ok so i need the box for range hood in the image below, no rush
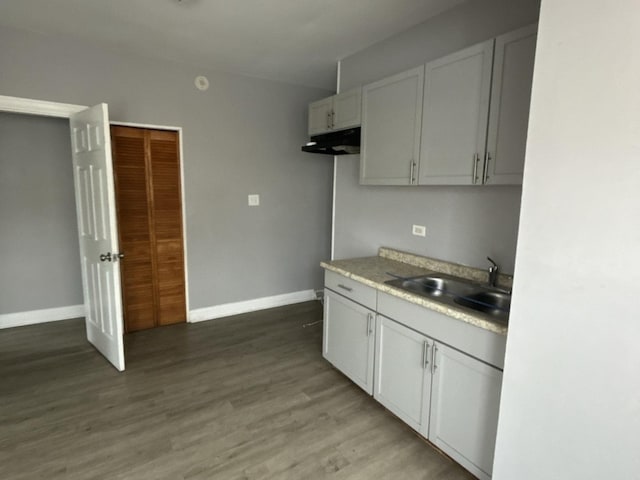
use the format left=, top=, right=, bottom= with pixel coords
left=301, top=127, right=360, bottom=155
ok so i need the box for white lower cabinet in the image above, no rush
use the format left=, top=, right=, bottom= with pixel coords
left=429, top=342, right=503, bottom=480
left=374, top=315, right=432, bottom=435
left=323, top=289, right=376, bottom=394
left=374, top=314, right=502, bottom=479
left=323, top=272, right=504, bottom=479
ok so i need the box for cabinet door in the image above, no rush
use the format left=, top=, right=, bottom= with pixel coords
left=484, top=24, right=537, bottom=185
left=308, top=96, right=333, bottom=135
left=429, top=343, right=503, bottom=480
left=360, top=66, right=424, bottom=185
left=323, top=289, right=376, bottom=394
left=374, top=316, right=432, bottom=436
left=332, top=88, right=361, bottom=131
left=419, top=41, right=494, bottom=185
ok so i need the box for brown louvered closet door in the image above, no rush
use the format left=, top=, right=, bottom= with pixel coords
left=111, top=126, right=186, bottom=332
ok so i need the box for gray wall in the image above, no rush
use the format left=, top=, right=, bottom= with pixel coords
left=335, top=158, right=522, bottom=270
left=493, top=0, right=640, bottom=477
left=334, top=0, right=540, bottom=274
left=0, top=113, right=83, bottom=314
left=0, top=25, right=333, bottom=312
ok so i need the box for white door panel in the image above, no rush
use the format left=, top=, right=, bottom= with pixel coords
left=70, top=103, right=125, bottom=371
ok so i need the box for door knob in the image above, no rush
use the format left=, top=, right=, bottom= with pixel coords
left=100, top=252, right=124, bottom=262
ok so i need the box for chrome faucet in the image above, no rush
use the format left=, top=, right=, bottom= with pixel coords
left=487, top=256, right=499, bottom=287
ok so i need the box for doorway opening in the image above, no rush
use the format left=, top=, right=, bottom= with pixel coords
left=111, top=125, right=187, bottom=332
left=0, top=95, right=190, bottom=370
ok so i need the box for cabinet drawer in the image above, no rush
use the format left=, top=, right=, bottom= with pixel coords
left=325, top=270, right=376, bottom=310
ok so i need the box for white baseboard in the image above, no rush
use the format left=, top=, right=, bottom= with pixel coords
left=189, top=290, right=317, bottom=323
left=0, top=304, right=85, bottom=329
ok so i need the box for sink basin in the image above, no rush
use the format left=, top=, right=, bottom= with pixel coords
left=386, top=272, right=511, bottom=323
left=387, top=274, right=476, bottom=298
left=395, top=277, right=447, bottom=297
left=454, top=291, right=511, bottom=317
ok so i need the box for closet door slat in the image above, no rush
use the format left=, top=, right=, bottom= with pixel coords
left=149, top=131, right=186, bottom=327
left=111, top=126, right=156, bottom=332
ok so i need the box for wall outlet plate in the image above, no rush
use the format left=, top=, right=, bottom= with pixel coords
left=412, top=224, right=426, bottom=237
left=248, top=194, right=260, bottom=206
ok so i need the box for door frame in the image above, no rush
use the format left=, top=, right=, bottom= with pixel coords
left=0, top=94, right=86, bottom=117
left=110, top=121, right=191, bottom=323
left=0, top=95, right=191, bottom=321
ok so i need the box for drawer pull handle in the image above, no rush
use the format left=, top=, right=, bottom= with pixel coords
left=422, top=341, right=430, bottom=369
left=337, top=284, right=353, bottom=292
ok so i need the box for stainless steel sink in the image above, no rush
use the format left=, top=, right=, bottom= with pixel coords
left=394, top=277, right=447, bottom=297
left=394, top=279, right=441, bottom=297
left=454, top=291, right=511, bottom=317
left=385, top=272, right=511, bottom=323
left=387, top=274, right=476, bottom=298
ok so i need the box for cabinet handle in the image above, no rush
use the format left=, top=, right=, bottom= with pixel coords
left=482, top=151, right=491, bottom=184
left=472, top=153, right=480, bottom=184
left=422, top=341, right=430, bottom=369
left=409, top=160, right=415, bottom=185
left=432, top=344, right=438, bottom=374
left=366, top=313, right=374, bottom=336
left=327, top=111, right=332, bottom=130
left=337, top=283, right=353, bottom=292
left=331, top=110, right=336, bottom=129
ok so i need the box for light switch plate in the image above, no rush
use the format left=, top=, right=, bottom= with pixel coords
left=248, top=194, right=260, bottom=206
left=412, top=224, right=426, bottom=237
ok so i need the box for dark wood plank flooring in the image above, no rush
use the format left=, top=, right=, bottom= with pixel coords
left=0, top=301, right=474, bottom=479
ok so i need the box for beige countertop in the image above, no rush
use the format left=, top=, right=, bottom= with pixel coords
left=320, top=247, right=509, bottom=336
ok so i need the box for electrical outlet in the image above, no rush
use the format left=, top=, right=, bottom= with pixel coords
left=248, top=194, right=260, bottom=206
left=412, top=224, right=426, bottom=237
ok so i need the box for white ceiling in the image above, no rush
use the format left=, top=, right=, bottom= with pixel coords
left=0, top=0, right=466, bottom=90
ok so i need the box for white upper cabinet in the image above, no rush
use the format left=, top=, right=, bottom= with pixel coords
left=332, top=88, right=362, bottom=131
left=308, top=88, right=361, bottom=136
left=360, top=66, right=424, bottom=185
left=419, top=26, right=537, bottom=186
left=308, top=97, right=334, bottom=135
left=484, top=24, right=537, bottom=185
left=419, top=40, right=495, bottom=185
left=355, top=24, right=536, bottom=187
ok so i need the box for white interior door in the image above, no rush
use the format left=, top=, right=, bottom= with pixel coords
left=70, top=103, right=125, bottom=371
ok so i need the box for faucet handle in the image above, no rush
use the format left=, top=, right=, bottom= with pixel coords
left=487, top=256, right=498, bottom=270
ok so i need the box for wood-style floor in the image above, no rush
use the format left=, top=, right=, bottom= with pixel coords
left=0, top=301, right=475, bottom=480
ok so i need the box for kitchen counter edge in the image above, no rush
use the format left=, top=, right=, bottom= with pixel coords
left=320, top=257, right=508, bottom=336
